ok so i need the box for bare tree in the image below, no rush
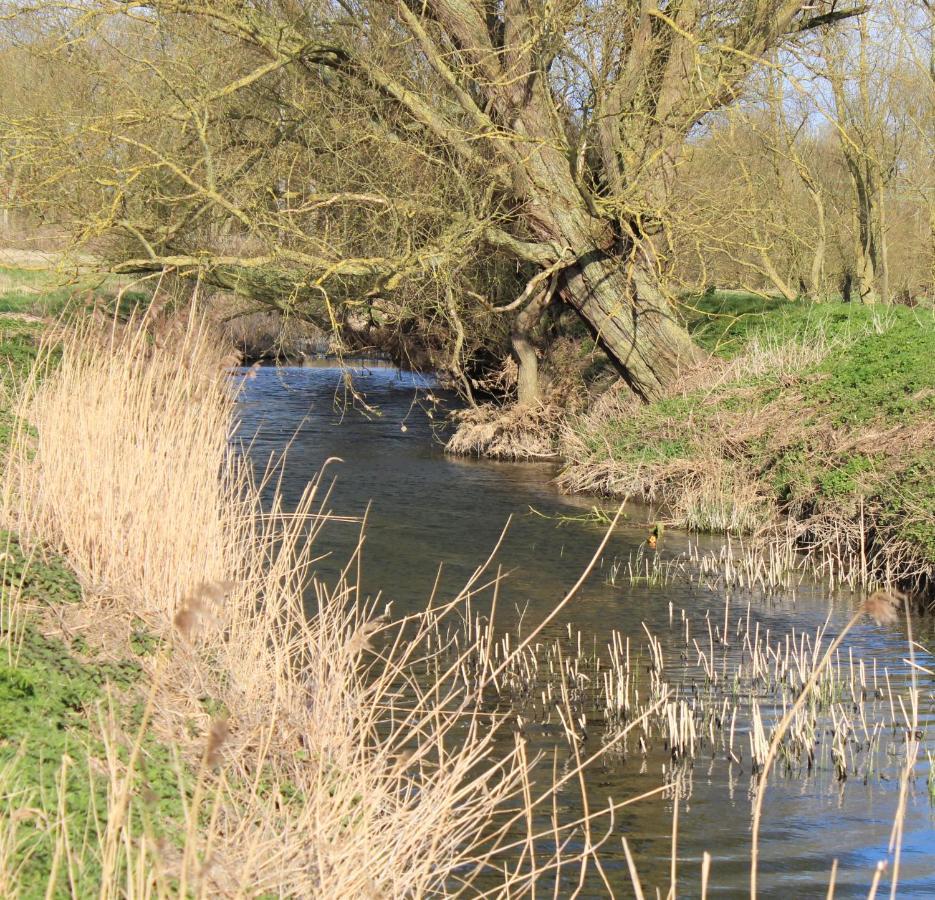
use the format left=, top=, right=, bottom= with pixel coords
left=666, top=1, right=931, bottom=306
left=820, top=12, right=908, bottom=303
left=2, top=1, right=869, bottom=397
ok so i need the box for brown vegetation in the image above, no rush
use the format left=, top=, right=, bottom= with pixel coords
left=446, top=401, right=566, bottom=461
left=1, top=311, right=661, bottom=895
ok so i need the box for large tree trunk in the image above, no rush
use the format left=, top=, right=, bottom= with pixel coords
left=851, top=159, right=882, bottom=304
left=511, top=288, right=552, bottom=407
left=509, top=106, right=704, bottom=401
left=560, top=247, right=703, bottom=400
left=850, top=178, right=879, bottom=305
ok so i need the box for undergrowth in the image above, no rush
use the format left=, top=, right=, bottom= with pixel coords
left=0, top=304, right=185, bottom=896
left=0, top=321, right=44, bottom=454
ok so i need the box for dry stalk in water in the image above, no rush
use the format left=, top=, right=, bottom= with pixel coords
left=749, top=590, right=903, bottom=898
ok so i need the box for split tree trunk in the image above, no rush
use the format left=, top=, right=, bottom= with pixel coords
left=847, top=159, right=880, bottom=305
left=511, top=327, right=540, bottom=407
left=500, top=95, right=706, bottom=403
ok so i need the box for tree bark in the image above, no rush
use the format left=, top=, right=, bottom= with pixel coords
left=808, top=187, right=827, bottom=299
left=511, top=286, right=552, bottom=407
left=877, top=184, right=890, bottom=304
left=560, top=247, right=703, bottom=400
left=841, top=269, right=854, bottom=303
left=757, top=244, right=799, bottom=301
left=826, top=26, right=882, bottom=305
left=512, top=327, right=540, bottom=407
left=849, top=168, right=879, bottom=304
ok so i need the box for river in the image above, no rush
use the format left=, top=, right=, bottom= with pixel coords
left=235, top=362, right=935, bottom=898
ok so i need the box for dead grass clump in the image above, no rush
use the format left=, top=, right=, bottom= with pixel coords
left=446, top=401, right=564, bottom=460
left=669, top=457, right=770, bottom=533
left=1, top=311, right=623, bottom=895
left=560, top=381, right=776, bottom=535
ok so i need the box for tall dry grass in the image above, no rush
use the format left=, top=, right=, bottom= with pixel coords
left=0, top=310, right=632, bottom=896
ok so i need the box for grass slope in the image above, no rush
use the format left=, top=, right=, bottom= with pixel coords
left=0, top=535, right=183, bottom=898
left=0, top=266, right=150, bottom=319
left=563, top=293, right=935, bottom=594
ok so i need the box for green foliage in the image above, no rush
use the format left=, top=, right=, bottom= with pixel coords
left=0, top=319, right=44, bottom=454
left=804, top=318, right=935, bottom=425
left=0, top=299, right=231, bottom=895
left=875, top=451, right=935, bottom=561
left=0, top=318, right=43, bottom=382
left=589, top=394, right=702, bottom=462
left=685, top=291, right=927, bottom=363
left=1, top=532, right=83, bottom=606
left=129, top=628, right=163, bottom=657
left=815, top=454, right=876, bottom=500
left=686, top=290, right=791, bottom=355
left=0, top=268, right=78, bottom=318
left=0, top=540, right=183, bottom=897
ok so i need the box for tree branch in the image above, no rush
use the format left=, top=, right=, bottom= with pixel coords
left=795, top=6, right=868, bottom=33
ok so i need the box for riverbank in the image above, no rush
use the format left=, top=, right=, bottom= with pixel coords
left=0, top=305, right=640, bottom=895
left=0, top=274, right=931, bottom=894
left=474, top=293, right=935, bottom=601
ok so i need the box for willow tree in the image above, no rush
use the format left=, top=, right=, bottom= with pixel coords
left=3, top=0, right=866, bottom=400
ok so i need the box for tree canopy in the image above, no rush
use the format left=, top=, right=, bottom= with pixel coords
left=3, top=1, right=930, bottom=402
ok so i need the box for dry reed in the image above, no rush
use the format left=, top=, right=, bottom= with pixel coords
left=0, top=310, right=634, bottom=896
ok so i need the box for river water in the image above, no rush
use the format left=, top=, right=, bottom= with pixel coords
left=235, top=363, right=935, bottom=898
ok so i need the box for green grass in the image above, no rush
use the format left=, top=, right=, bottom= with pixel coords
left=0, top=266, right=152, bottom=320
left=0, top=536, right=184, bottom=897
left=0, top=268, right=80, bottom=318
left=586, top=393, right=704, bottom=463
left=804, top=318, right=935, bottom=426
left=0, top=318, right=45, bottom=456
left=570, top=293, right=935, bottom=586
left=684, top=290, right=909, bottom=359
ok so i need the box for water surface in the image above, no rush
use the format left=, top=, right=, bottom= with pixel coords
left=236, top=364, right=935, bottom=898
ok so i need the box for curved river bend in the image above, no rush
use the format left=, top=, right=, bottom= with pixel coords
left=236, top=363, right=935, bottom=898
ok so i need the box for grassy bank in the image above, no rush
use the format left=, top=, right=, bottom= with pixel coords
left=561, top=293, right=935, bottom=597
left=0, top=264, right=152, bottom=322
left=0, top=534, right=186, bottom=896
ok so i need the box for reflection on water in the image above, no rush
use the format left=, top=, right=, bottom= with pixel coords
left=235, top=364, right=935, bottom=898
